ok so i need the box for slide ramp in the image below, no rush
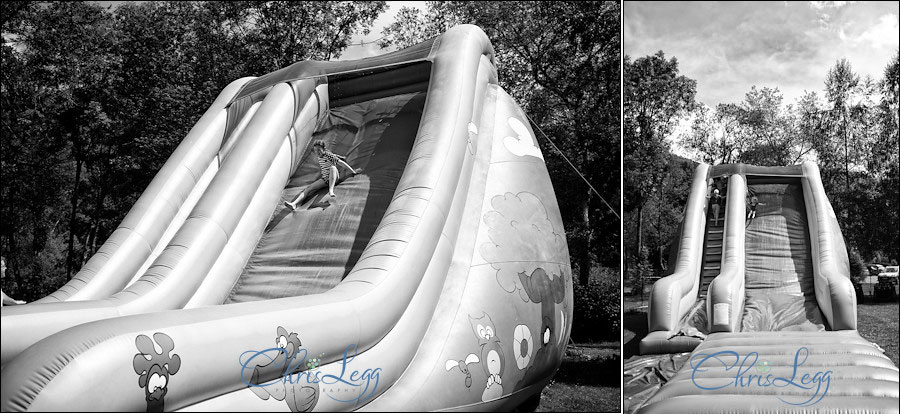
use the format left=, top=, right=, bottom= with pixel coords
left=741, top=178, right=824, bottom=332
left=630, top=163, right=896, bottom=413
left=0, top=25, right=573, bottom=412
left=225, top=92, right=425, bottom=303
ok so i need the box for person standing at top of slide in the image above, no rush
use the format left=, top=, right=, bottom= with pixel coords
left=709, top=187, right=722, bottom=225
left=1, top=256, right=26, bottom=306
left=283, top=139, right=362, bottom=210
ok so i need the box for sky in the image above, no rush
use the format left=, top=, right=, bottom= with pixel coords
left=337, top=1, right=426, bottom=61
left=624, top=1, right=900, bottom=107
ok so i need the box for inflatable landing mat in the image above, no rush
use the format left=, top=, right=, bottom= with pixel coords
left=637, top=331, right=899, bottom=413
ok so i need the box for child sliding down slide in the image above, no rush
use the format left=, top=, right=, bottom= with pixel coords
left=283, top=139, right=362, bottom=210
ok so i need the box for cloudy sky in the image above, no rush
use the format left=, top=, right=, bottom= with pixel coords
left=624, top=1, right=900, bottom=106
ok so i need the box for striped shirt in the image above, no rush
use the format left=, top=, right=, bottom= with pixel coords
left=318, top=150, right=345, bottom=179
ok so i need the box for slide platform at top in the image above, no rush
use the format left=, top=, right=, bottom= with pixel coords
left=0, top=25, right=574, bottom=412
left=631, top=162, right=898, bottom=413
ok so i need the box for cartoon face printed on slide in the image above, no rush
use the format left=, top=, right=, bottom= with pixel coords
left=133, top=333, right=181, bottom=413
left=246, top=326, right=319, bottom=413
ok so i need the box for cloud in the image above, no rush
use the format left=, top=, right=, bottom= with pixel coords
left=478, top=192, right=567, bottom=302
left=625, top=1, right=899, bottom=106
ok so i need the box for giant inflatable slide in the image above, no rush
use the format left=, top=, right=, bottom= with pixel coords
left=626, top=163, right=899, bottom=413
left=0, top=25, right=573, bottom=412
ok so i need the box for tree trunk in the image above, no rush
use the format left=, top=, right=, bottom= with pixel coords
left=66, top=150, right=83, bottom=280
left=636, top=204, right=644, bottom=263
left=578, top=188, right=592, bottom=286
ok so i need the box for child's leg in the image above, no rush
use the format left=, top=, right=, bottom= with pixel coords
left=285, top=180, right=327, bottom=209
left=328, top=166, right=339, bottom=197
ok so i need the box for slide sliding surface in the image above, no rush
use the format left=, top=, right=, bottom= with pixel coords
left=742, top=177, right=824, bottom=331
left=227, top=91, right=426, bottom=302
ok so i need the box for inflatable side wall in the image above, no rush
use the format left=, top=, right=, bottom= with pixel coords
left=640, top=163, right=708, bottom=354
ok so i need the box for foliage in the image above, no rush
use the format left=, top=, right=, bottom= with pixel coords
left=682, top=87, right=814, bottom=166
left=572, top=267, right=620, bottom=342
left=0, top=1, right=384, bottom=300
left=848, top=246, right=867, bottom=282
left=623, top=51, right=697, bottom=271
left=626, top=49, right=900, bottom=274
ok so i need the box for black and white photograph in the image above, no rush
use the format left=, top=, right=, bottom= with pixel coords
left=0, top=1, right=622, bottom=412
left=623, top=2, right=899, bottom=413
left=3, top=0, right=899, bottom=413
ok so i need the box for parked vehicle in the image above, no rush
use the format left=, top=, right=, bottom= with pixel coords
left=875, top=265, right=899, bottom=300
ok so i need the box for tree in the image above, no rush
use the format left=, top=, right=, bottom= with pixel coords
left=623, top=51, right=696, bottom=271
left=1, top=1, right=389, bottom=300
left=682, top=87, right=814, bottom=167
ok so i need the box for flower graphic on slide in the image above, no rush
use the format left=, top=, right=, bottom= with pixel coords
left=513, top=324, right=534, bottom=370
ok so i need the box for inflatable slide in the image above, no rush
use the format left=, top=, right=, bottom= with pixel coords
left=627, top=163, right=899, bottom=413
left=1, top=25, right=573, bottom=412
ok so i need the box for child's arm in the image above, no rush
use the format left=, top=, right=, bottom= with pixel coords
left=338, top=158, right=362, bottom=174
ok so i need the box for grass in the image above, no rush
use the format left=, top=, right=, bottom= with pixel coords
left=536, top=342, right=621, bottom=412
left=857, top=301, right=899, bottom=366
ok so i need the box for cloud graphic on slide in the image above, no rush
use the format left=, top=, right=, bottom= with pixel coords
left=479, top=192, right=566, bottom=301
left=503, top=117, right=544, bottom=160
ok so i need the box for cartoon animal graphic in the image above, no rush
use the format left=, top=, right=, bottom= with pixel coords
left=518, top=267, right=567, bottom=353
left=245, top=326, right=320, bottom=412
left=133, top=332, right=181, bottom=412
left=445, top=313, right=506, bottom=402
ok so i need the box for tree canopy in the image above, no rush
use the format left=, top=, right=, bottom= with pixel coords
left=625, top=49, right=900, bottom=286
left=0, top=1, right=385, bottom=300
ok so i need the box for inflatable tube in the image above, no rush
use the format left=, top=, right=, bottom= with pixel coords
left=184, top=84, right=328, bottom=308
left=801, top=162, right=856, bottom=330
left=646, top=163, right=708, bottom=334
left=0, top=81, right=316, bottom=365
left=34, top=77, right=254, bottom=303
left=707, top=174, right=746, bottom=332
left=637, top=331, right=899, bottom=413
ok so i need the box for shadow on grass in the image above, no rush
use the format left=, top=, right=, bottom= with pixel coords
left=551, top=349, right=621, bottom=387
left=623, top=311, right=648, bottom=359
